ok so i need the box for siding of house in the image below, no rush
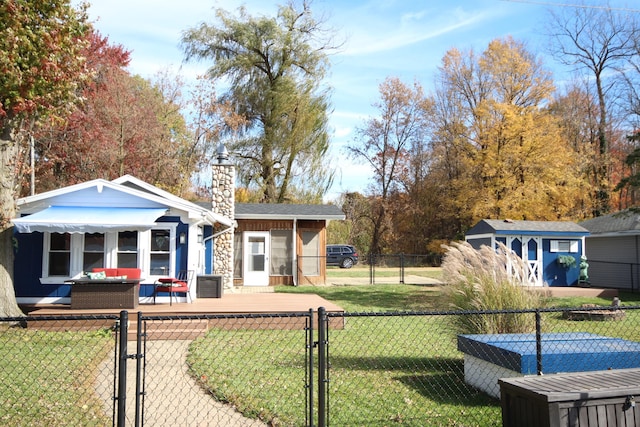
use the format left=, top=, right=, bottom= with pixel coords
left=586, top=236, right=640, bottom=290
left=13, top=232, right=59, bottom=299
left=296, top=220, right=326, bottom=286
left=234, top=219, right=327, bottom=286
left=467, top=237, right=492, bottom=250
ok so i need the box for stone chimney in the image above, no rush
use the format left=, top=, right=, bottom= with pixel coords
left=211, top=143, right=235, bottom=290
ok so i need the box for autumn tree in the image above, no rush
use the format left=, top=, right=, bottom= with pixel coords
left=0, top=0, right=90, bottom=316
left=549, top=84, right=603, bottom=217
left=181, top=1, right=336, bottom=203
left=26, top=33, right=198, bottom=198
left=546, top=3, right=640, bottom=216
left=347, top=77, right=433, bottom=255
left=433, top=37, right=582, bottom=223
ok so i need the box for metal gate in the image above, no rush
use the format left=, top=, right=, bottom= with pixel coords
left=112, top=310, right=316, bottom=426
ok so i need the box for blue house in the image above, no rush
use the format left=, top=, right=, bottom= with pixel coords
left=12, top=175, right=234, bottom=305
left=465, top=219, right=590, bottom=287
left=11, top=169, right=345, bottom=305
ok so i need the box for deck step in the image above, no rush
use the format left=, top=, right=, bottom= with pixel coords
left=26, top=318, right=209, bottom=341
left=131, top=319, right=209, bottom=341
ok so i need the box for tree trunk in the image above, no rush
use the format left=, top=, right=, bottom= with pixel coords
left=595, top=74, right=610, bottom=216
left=0, top=130, right=26, bottom=317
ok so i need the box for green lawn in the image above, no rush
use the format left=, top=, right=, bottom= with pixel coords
left=326, top=265, right=443, bottom=281
left=4, top=281, right=636, bottom=426
left=188, top=284, right=640, bottom=426
left=0, top=328, right=113, bottom=427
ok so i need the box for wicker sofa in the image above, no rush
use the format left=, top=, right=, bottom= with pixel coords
left=70, top=268, right=142, bottom=309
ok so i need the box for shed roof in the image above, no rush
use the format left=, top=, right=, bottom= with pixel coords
left=466, top=219, right=589, bottom=237
left=580, top=210, right=640, bottom=235
left=234, top=203, right=345, bottom=220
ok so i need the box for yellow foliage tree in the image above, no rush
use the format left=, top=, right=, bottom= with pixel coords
left=435, top=36, right=584, bottom=223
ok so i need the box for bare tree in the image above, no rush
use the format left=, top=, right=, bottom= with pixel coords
left=347, top=77, right=433, bottom=255
left=545, top=2, right=640, bottom=215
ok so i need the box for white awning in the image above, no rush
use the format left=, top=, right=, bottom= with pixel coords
left=12, top=206, right=168, bottom=234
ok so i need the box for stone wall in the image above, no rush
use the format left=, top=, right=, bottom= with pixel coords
left=211, top=156, right=235, bottom=290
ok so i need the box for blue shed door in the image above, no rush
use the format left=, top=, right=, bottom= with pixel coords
left=508, top=236, right=543, bottom=287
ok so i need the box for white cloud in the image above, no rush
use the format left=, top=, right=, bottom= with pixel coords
left=333, top=126, right=352, bottom=139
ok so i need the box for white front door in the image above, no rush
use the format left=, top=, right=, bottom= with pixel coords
left=243, top=231, right=270, bottom=286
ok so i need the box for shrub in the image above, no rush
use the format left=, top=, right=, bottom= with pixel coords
left=440, top=241, right=544, bottom=334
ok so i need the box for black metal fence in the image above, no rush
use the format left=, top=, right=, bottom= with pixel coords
left=2, top=305, right=640, bottom=426
left=312, top=253, right=442, bottom=285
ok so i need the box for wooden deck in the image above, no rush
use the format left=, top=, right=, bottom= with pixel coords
left=23, top=293, right=345, bottom=339
left=21, top=285, right=619, bottom=339
left=24, top=293, right=343, bottom=316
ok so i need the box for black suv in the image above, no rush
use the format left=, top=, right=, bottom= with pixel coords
left=326, top=245, right=359, bottom=268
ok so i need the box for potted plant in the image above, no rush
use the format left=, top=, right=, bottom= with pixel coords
left=557, top=254, right=577, bottom=269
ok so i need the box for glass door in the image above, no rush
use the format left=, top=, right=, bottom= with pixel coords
left=243, top=231, right=270, bottom=286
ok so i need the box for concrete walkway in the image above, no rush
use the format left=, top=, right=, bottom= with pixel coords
left=96, top=340, right=267, bottom=426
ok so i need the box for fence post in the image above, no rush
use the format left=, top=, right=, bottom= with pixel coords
left=307, top=309, right=314, bottom=427
left=400, top=253, right=405, bottom=284
left=369, top=254, right=374, bottom=285
left=535, top=309, right=542, bottom=375
left=317, top=307, right=328, bottom=427
left=134, top=311, right=143, bottom=427
left=117, top=310, right=129, bottom=427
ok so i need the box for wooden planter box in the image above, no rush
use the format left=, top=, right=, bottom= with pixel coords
left=71, top=281, right=139, bottom=309
left=499, top=369, right=640, bottom=427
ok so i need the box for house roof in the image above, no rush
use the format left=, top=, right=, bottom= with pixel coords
left=13, top=176, right=233, bottom=228
left=579, top=210, right=640, bottom=236
left=234, top=203, right=345, bottom=220
left=466, top=219, right=589, bottom=237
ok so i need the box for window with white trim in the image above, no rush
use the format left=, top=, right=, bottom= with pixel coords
left=150, top=229, right=171, bottom=275
left=550, top=240, right=578, bottom=253
left=117, top=231, right=138, bottom=268
left=41, top=226, right=177, bottom=282
left=48, top=233, right=71, bottom=276
left=83, top=233, right=105, bottom=271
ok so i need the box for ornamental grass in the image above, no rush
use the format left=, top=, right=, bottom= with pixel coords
left=440, top=241, right=544, bottom=334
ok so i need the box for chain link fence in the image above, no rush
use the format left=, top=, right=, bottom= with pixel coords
left=320, top=253, right=442, bottom=285
left=0, top=314, right=119, bottom=426
left=2, top=305, right=640, bottom=426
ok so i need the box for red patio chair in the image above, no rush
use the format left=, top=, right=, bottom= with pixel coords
left=153, top=270, right=194, bottom=305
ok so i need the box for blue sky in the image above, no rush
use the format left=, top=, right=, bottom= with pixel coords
left=75, top=0, right=627, bottom=200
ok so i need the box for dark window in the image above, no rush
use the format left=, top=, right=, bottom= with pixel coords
left=150, top=229, right=170, bottom=275
left=49, top=233, right=70, bottom=276
left=83, top=233, right=104, bottom=271
left=118, top=231, right=138, bottom=268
